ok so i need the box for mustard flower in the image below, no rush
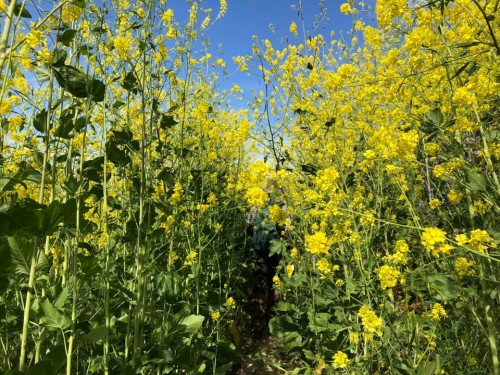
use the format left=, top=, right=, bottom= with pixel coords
left=447, top=189, right=464, bottom=205
left=421, top=227, right=448, bottom=257
left=430, top=303, right=447, bottom=321
left=376, top=265, right=400, bottom=290
left=429, top=199, right=441, bottom=209
left=468, top=229, right=496, bottom=252
left=454, top=257, right=475, bottom=277
left=358, top=306, right=383, bottom=339
left=289, top=21, right=298, bottom=36
left=285, top=264, right=294, bottom=278
left=211, top=310, right=220, bottom=321
left=184, top=251, right=198, bottom=266
left=305, top=231, right=332, bottom=255
left=332, top=351, right=349, bottom=369
left=225, top=297, right=236, bottom=309
left=244, top=187, right=268, bottom=207
left=340, top=3, right=353, bottom=15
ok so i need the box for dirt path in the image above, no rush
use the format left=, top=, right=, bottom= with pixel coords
left=237, top=335, right=288, bottom=375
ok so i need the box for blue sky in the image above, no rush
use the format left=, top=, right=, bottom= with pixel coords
left=169, top=0, right=373, bottom=95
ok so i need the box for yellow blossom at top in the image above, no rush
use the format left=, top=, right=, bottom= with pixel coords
left=340, top=3, right=353, bottom=15
left=61, top=3, right=84, bottom=24
left=289, top=21, right=298, bottom=36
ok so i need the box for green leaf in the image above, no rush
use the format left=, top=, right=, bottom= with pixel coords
left=83, top=326, right=106, bottom=343
left=159, top=114, right=178, bottom=129
left=42, top=200, right=65, bottom=235
left=51, top=49, right=68, bottom=67
left=40, top=299, right=70, bottom=330
left=58, top=29, right=78, bottom=46
left=8, top=235, right=37, bottom=275
left=465, top=167, right=487, bottom=192
left=13, top=3, right=32, bottom=18
left=122, top=70, right=140, bottom=94
left=27, top=360, right=54, bottom=375
left=426, top=108, right=443, bottom=127
left=52, top=65, right=105, bottom=102
left=307, top=311, right=331, bottom=333
left=269, top=239, right=286, bottom=257
left=179, top=315, right=204, bottom=336
left=71, top=0, right=86, bottom=8
left=54, top=287, right=70, bottom=309
left=33, top=109, right=50, bottom=134
left=0, top=239, right=12, bottom=293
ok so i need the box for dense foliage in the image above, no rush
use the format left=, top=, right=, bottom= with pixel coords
left=0, top=0, right=499, bottom=374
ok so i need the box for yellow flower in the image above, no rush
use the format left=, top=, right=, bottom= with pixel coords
left=358, top=306, right=383, bottom=339
left=245, top=187, right=268, bottom=207
left=290, top=247, right=298, bottom=258
left=421, top=227, right=448, bottom=257
left=211, top=310, right=220, bottom=321
left=289, top=21, right=298, bottom=36
left=285, top=264, right=294, bottom=278
left=162, top=9, right=174, bottom=24
left=184, top=250, right=198, bottom=266
left=430, top=303, right=447, bottom=321
left=316, top=258, right=333, bottom=278
left=61, top=3, right=84, bottom=23
left=429, top=199, right=441, bottom=209
left=454, top=257, right=475, bottom=277
left=273, top=275, right=282, bottom=287
left=305, top=231, right=332, bottom=255
left=376, top=265, right=400, bottom=290
left=225, top=297, right=236, bottom=309
left=447, top=189, right=464, bottom=204
left=332, top=351, right=349, bottom=368
left=340, top=3, right=353, bottom=15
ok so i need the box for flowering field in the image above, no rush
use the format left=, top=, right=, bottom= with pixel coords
left=1, top=0, right=500, bottom=374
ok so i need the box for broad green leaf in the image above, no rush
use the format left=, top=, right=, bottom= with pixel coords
left=27, top=360, right=54, bottom=375
left=58, top=30, right=78, bottom=46
left=180, top=315, right=204, bottom=335
left=269, top=239, right=286, bottom=257
left=8, top=235, right=36, bottom=275
left=426, top=108, right=443, bottom=127
left=52, top=65, right=105, bottom=102
left=0, top=239, right=12, bottom=293
left=54, top=287, right=70, bottom=309
left=13, top=3, right=32, bottom=18
left=159, top=114, right=178, bottom=129
left=465, top=167, right=487, bottom=192
left=42, top=200, right=65, bottom=235
left=33, top=109, right=50, bottom=134
left=40, top=299, right=70, bottom=330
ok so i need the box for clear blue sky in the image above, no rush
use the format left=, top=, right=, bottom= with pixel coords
left=170, top=0, right=374, bottom=95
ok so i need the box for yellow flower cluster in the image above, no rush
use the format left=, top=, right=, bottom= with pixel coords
left=421, top=227, right=452, bottom=257
left=332, top=351, right=349, bottom=368
left=376, top=265, right=400, bottom=290
left=454, top=257, right=475, bottom=277
left=184, top=250, right=198, bottom=266
left=358, top=306, right=383, bottom=340
left=305, top=231, right=332, bottom=255
left=430, top=303, right=447, bottom=321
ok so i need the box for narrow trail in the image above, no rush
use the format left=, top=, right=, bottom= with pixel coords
left=237, top=334, right=286, bottom=375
